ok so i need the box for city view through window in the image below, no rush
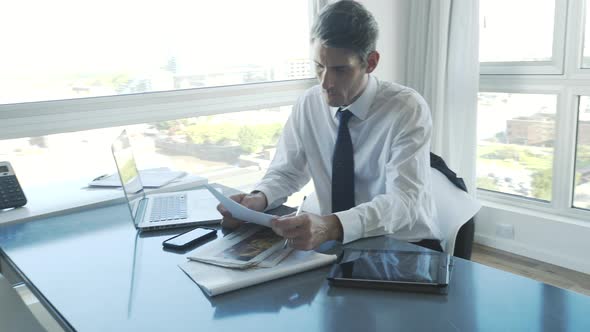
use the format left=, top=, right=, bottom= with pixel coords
left=0, top=106, right=311, bottom=207
left=477, top=93, right=557, bottom=201
left=477, top=92, right=590, bottom=209
left=0, top=0, right=313, bottom=104
left=0, top=0, right=315, bottom=208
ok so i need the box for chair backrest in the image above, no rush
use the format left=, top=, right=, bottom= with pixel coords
left=0, top=273, right=46, bottom=332
left=430, top=168, right=479, bottom=259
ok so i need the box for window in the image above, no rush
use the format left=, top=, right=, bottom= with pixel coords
left=0, top=1, right=318, bottom=189
left=1, top=105, right=313, bottom=208
left=0, top=0, right=314, bottom=105
left=477, top=93, right=556, bottom=201
left=0, top=106, right=304, bottom=198
left=479, top=0, right=567, bottom=74
left=583, top=1, right=590, bottom=67
left=574, top=97, right=590, bottom=209
left=478, top=0, right=590, bottom=216
left=480, top=0, right=555, bottom=63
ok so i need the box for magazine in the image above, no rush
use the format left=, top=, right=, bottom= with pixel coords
left=188, top=224, right=293, bottom=269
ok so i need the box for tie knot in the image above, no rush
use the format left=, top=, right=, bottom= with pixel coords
left=337, top=109, right=353, bottom=124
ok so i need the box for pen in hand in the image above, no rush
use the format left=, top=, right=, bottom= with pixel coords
left=283, top=196, right=306, bottom=249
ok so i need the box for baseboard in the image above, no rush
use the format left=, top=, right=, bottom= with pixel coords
left=474, top=233, right=590, bottom=275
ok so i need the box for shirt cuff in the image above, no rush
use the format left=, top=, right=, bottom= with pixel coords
left=251, top=185, right=287, bottom=211
left=334, top=209, right=364, bottom=244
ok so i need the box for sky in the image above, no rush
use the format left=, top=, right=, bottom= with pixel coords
left=0, top=0, right=311, bottom=76
left=479, top=0, right=555, bottom=62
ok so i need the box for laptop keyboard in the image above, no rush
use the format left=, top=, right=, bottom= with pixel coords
left=148, top=194, right=188, bottom=222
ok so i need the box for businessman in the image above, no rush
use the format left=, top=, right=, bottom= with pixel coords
left=218, top=1, right=441, bottom=251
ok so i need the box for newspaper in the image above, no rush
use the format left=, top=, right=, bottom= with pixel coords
left=188, top=224, right=293, bottom=269
left=180, top=250, right=338, bottom=296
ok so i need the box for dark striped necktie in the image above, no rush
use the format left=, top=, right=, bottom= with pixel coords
left=332, top=109, right=355, bottom=213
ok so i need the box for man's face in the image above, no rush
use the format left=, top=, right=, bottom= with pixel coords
left=312, top=40, right=369, bottom=107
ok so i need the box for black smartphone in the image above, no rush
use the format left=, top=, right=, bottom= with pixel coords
left=162, top=227, right=217, bottom=250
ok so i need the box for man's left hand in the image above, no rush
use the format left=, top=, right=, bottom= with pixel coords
left=271, top=213, right=343, bottom=250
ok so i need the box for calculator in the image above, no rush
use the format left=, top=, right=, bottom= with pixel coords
left=0, top=161, right=27, bottom=210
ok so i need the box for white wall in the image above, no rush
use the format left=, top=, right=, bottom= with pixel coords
left=476, top=203, right=590, bottom=274
left=359, top=0, right=410, bottom=83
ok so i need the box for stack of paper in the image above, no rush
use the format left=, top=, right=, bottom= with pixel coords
left=182, top=185, right=337, bottom=296
left=146, top=174, right=208, bottom=195
left=88, top=167, right=187, bottom=188
left=180, top=250, right=337, bottom=296
left=205, top=185, right=274, bottom=227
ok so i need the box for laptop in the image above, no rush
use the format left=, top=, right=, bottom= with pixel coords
left=111, top=130, right=222, bottom=231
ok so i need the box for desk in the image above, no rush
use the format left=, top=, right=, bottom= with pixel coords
left=0, top=175, right=207, bottom=225
left=1, top=202, right=590, bottom=331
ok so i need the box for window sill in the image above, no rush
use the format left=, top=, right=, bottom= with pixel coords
left=477, top=189, right=590, bottom=225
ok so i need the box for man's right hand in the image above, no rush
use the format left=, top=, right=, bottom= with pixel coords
left=217, top=192, right=268, bottom=229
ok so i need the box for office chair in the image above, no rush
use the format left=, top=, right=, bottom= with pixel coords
left=430, top=153, right=480, bottom=260
left=0, top=273, right=46, bottom=332
left=454, top=218, right=475, bottom=259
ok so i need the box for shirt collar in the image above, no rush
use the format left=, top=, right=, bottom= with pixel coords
left=330, top=75, right=377, bottom=121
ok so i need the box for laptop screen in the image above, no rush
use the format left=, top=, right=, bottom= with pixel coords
left=111, top=130, right=146, bottom=224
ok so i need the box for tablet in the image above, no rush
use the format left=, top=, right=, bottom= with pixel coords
left=327, top=248, right=451, bottom=294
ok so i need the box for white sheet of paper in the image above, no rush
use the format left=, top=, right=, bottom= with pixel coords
left=431, top=169, right=481, bottom=251
left=88, top=168, right=187, bottom=188
left=205, top=185, right=274, bottom=227
left=179, top=250, right=337, bottom=296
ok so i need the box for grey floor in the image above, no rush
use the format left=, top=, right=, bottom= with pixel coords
left=472, top=243, right=590, bottom=297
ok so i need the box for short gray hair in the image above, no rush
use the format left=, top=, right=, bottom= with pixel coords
left=311, top=0, right=379, bottom=65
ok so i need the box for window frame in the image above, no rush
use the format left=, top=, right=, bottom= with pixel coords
left=479, top=0, right=568, bottom=75
left=0, top=79, right=316, bottom=140
left=565, top=0, right=590, bottom=77
left=569, top=86, right=590, bottom=212
left=478, top=0, right=590, bottom=220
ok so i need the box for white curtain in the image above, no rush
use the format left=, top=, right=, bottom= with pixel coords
left=404, top=0, right=480, bottom=194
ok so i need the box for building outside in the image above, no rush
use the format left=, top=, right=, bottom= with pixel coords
left=506, top=113, right=555, bottom=146
left=506, top=113, right=590, bottom=146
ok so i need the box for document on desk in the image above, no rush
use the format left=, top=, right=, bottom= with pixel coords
left=89, top=168, right=189, bottom=188
left=205, top=185, right=274, bottom=227
left=188, top=224, right=292, bottom=269
left=180, top=248, right=337, bottom=296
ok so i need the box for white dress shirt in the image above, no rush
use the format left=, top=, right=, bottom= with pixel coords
left=253, top=76, right=440, bottom=244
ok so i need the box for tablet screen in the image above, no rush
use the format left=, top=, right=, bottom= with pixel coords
left=330, top=249, right=449, bottom=285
